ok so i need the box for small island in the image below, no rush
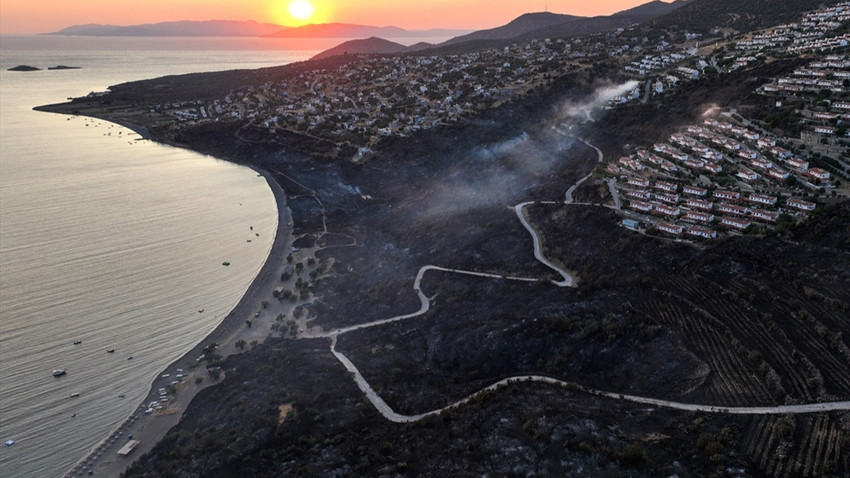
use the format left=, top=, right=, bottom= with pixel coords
left=7, top=65, right=81, bottom=72
left=7, top=65, right=40, bottom=72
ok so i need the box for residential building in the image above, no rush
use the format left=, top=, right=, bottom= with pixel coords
left=653, top=204, right=681, bottom=216
left=684, top=211, right=715, bottom=223
left=713, top=190, right=741, bottom=201
left=656, top=222, right=684, bottom=235
left=686, top=198, right=714, bottom=210
left=716, top=203, right=750, bottom=216
left=627, top=176, right=650, bottom=188
left=751, top=209, right=779, bottom=222
left=683, top=185, right=707, bottom=196
left=629, top=200, right=653, bottom=212
left=686, top=226, right=717, bottom=238
left=721, top=216, right=752, bottom=229
left=748, top=193, right=778, bottom=206
left=787, top=198, right=816, bottom=210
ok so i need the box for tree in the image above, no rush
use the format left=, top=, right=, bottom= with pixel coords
left=235, top=339, right=247, bottom=350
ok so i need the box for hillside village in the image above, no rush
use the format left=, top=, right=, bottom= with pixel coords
left=143, top=4, right=850, bottom=154
left=137, top=2, right=850, bottom=240
left=607, top=114, right=835, bottom=240
left=602, top=3, right=850, bottom=241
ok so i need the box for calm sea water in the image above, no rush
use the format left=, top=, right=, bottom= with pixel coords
left=0, top=35, right=349, bottom=478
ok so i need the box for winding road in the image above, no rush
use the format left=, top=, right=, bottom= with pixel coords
left=309, top=136, right=850, bottom=423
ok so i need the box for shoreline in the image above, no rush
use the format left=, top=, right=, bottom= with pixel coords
left=59, top=122, right=295, bottom=478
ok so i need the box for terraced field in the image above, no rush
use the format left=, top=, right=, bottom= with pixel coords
left=529, top=200, right=850, bottom=477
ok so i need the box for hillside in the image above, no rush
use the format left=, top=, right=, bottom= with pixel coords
left=313, top=1, right=690, bottom=58
left=515, top=13, right=659, bottom=40
left=443, top=1, right=688, bottom=45
left=310, top=37, right=411, bottom=61
left=650, top=0, right=847, bottom=32
left=441, top=12, right=584, bottom=45
left=120, top=71, right=850, bottom=476
left=612, top=0, right=691, bottom=17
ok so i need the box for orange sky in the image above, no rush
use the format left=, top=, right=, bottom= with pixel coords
left=0, top=0, right=670, bottom=35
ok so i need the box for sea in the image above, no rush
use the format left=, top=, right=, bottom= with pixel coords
left=0, top=34, right=446, bottom=478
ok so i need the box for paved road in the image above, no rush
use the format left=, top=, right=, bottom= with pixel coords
left=607, top=178, right=622, bottom=209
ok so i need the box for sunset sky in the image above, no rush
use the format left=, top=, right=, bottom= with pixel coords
left=0, top=0, right=672, bottom=35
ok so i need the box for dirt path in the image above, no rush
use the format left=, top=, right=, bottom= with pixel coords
left=321, top=136, right=850, bottom=425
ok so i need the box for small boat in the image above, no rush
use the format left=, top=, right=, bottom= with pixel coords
left=4, top=440, right=14, bottom=447
left=118, top=394, right=126, bottom=398
left=127, top=356, right=133, bottom=360
left=70, top=393, right=80, bottom=398
left=53, top=369, right=66, bottom=377
left=73, top=340, right=82, bottom=345
left=198, top=308, right=204, bottom=313
left=107, top=349, right=115, bottom=353
left=222, top=262, right=230, bottom=266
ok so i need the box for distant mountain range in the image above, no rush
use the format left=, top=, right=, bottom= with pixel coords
left=47, top=1, right=688, bottom=39
left=263, top=23, right=468, bottom=39
left=48, top=0, right=834, bottom=43
left=46, top=20, right=469, bottom=39
left=312, top=0, right=691, bottom=60
left=50, top=0, right=831, bottom=61
left=48, top=20, right=286, bottom=37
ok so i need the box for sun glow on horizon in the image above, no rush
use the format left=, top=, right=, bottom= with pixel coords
left=1, top=1, right=664, bottom=35
left=287, top=0, right=315, bottom=23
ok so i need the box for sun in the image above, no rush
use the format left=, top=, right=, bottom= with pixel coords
left=287, top=0, right=315, bottom=22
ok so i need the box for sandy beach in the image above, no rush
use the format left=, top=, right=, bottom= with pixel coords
left=63, top=165, right=306, bottom=478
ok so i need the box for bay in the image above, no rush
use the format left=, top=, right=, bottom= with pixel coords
left=0, top=36, right=322, bottom=478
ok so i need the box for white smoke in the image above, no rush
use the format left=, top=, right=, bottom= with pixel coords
left=407, top=81, right=637, bottom=223
left=556, top=80, right=640, bottom=122
left=413, top=130, right=577, bottom=222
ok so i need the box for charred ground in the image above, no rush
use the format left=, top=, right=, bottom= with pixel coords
left=58, top=56, right=850, bottom=478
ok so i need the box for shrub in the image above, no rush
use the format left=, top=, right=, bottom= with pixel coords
left=619, top=442, right=651, bottom=469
